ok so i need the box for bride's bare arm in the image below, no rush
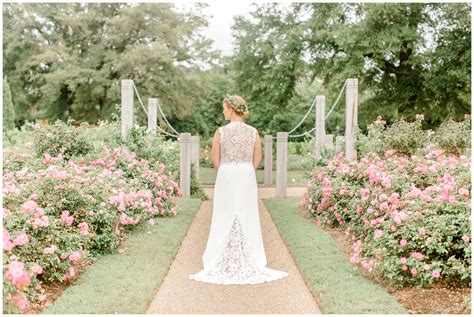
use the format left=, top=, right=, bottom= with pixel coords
left=211, top=129, right=220, bottom=170
left=253, top=130, right=262, bottom=170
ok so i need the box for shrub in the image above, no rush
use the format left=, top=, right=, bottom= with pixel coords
left=301, top=146, right=471, bottom=288
left=433, top=116, right=471, bottom=155
left=33, top=120, right=93, bottom=161
left=3, top=144, right=181, bottom=313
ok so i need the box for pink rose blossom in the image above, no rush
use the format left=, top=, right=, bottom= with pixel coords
left=5, top=260, right=31, bottom=290
left=4, top=239, right=15, bottom=251
left=379, top=201, right=389, bottom=211
left=462, top=235, right=470, bottom=243
left=43, top=245, right=58, bottom=254
left=7, top=293, right=28, bottom=312
left=410, top=252, right=424, bottom=260
left=411, top=268, right=417, bottom=276
left=61, top=210, right=74, bottom=227
left=31, top=264, right=43, bottom=274
left=458, top=188, right=469, bottom=197
left=432, top=270, right=441, bottom=278
left=21, top=200, right=38, bottom=213
left=13, top=233, right=29, bottom=246
left=78, top=222, right=90, bottom=235
left=68, top=251, right=82, bottom=264
left=374, top=230, right=383, bottom=239
left=400, top=257, right=407, bottom=264
left=400, top=239, right=407, bottom=246
left=418, top=228, right=426, bottom=236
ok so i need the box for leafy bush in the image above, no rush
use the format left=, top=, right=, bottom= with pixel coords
left=301, top=146, right=471, bottom=288
left=357, top=116, right=387, bottom=157
left=433, top=116, right=471, bottom=155
left=3, top=145, right=182, bottom=313
left=33, top=120, right=94, bottom=161
left=358, top=114, right=470, bottom=158
left=384, top=117, right=430, bottom=156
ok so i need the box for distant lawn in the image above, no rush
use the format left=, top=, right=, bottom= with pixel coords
left=199, top=167, right=310, bottom=186
left=263, top=196, right=406, bottom=314
left=44, top=197, right=202, bottom=314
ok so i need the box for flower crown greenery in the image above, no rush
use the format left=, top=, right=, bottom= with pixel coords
left=225, top=95, right=249, bottom=113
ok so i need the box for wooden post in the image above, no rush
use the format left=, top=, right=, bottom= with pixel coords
left=324, top=134, right=334, bottom=151
left=191, top=135, right=200, bottom=180
left=264, top=135, right=272, bottom=186
left=276, top=132, right=288, bottom=197
left=180, top=133, right=191, bottom=197
left=315, top=95, right=325, bottom=159
left=335, top=136, right=345, bottom=154
left=121, top=79, right=134, bottom=142
left=345, top=78, right=358, bottom=161
left=148, top=98, right=158, bottom=135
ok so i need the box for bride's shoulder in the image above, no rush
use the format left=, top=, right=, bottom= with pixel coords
left=246, top=123, right=257, bottom=132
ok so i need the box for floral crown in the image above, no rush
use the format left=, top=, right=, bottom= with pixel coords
left=224, top=95, right=249, bottom=113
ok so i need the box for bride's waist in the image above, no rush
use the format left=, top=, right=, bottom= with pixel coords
left=220, top=161, right=253, bottom=165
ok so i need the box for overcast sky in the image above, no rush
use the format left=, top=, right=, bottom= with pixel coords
left=175, top=2, right=257, bottom=56
left=201, top=2, right=254, bottom=56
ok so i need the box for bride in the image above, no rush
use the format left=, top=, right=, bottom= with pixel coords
left=189, top=95, right=289, bottom=285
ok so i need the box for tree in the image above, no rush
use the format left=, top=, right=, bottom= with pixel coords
left=3, top=3, right=220, bottom=126
left=230, top=3, right=471, bottom=130
left=3, top=75, right=15, bottom=132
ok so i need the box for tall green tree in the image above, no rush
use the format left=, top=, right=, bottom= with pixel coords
left=3, top=75, right=15, bottom=132
left=3, top=3, right=219, bottom=126
left=231, top=3, right=471, bottom=129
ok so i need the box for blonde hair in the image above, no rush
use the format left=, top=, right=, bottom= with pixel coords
left=224, top=95, right=250, bottom=117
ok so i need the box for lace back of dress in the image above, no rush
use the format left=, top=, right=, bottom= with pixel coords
left=219, top=122, right=256, bottom=163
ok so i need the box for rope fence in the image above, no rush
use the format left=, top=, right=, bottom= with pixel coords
left=132, top=82, right=180, bottom=138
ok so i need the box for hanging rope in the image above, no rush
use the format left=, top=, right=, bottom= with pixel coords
left=288, top=126, right=316, bottom=138
left=156, top=98, right=180, bottom=136
left=287, top=94, right=317, bottom=135
left=131, top=82, right=179, bottom=138
left=283, top=80, right=348, bottom=139
left=325, top=80, right=346, bottom=120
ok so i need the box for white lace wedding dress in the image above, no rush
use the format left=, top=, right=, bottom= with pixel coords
left=189, top=121, right=289, bottom=285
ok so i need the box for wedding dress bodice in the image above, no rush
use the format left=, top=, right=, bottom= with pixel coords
left=219, top=121, right=257, bottom=164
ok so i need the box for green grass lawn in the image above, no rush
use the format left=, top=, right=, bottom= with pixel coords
left=43, top=197, right=202, bottom=314
left=263, top=196, right=407, bottom=314
left=198, top=167, right=310, bottom=186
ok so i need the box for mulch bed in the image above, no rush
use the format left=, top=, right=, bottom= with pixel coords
left=300, top=208, right=472, bottom=314
left=23, top=259, right=95, bottom=314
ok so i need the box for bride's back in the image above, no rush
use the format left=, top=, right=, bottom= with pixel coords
left=218, top=121, right=257, bottom=164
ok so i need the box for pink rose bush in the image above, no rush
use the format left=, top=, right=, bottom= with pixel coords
left=302, top=142, right=471, bottom=288
left=3, top=142, right=181, bottom=313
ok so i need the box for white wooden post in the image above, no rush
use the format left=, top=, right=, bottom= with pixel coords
left=148, top=98, right=158, bottom=135
left=191, top=135, right=200, bottom=179
left=121, top=79, right=134, bottom=142
left=315, top=95, right=325, bottom=159
left=264, top=135, right=272, bottom=186
left=180, top=133, right=191, bottom=197
left=276, top=132, right=288, bottom=197
left=345, top=78, right=358, bottom=161
left=335, top=136, right=345, bottom=154
left=324, top=134, right=334, bottom=151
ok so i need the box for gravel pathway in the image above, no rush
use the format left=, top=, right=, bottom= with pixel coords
left=146, top=187, right=321, bottom=314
